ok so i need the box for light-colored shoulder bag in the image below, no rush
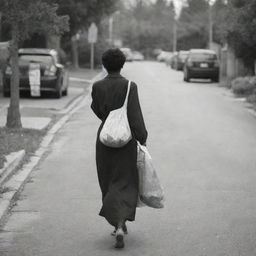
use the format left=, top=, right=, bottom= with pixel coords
left=99, top=81, right=132, bottom=148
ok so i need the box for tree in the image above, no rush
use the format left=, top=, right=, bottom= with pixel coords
left=55, top=0, right=120, bottom=67
left=0, top=0, right=69, bottom=128
left=177, top=0, right=209, bottom=50
left=212, top=0, right=229, bottom=45
left=56, top=0, right=118, bottom=33
left=226, top=0, right=256, bottom=71
left=116, top=0, right=175, bottom=55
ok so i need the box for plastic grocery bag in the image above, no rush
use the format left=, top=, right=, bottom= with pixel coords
left=100, top=81, right=132, bottom=148
left=100, top=105, right=132, bottom=148
left=137, top=142, right=164, bottom=208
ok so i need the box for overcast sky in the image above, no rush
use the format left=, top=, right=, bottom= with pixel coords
left=127, top=0, right=189, bottom=17
left=171, top=0, right=186, bottom=17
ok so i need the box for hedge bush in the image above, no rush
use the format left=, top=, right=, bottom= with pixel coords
left=231, top=76, right=256, bottom=95
left=247, top=88, right=256, bottom=104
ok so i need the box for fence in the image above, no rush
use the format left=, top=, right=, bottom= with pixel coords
left=219, top=45, right=254, bottom=86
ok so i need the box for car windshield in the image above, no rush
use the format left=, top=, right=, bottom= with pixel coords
left=190, top=53, right=217, bottom=61
left=19, top=55, right=53, bottom=65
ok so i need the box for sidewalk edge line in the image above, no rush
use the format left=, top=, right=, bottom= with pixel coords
left=69, top=77, right=91, bottom=83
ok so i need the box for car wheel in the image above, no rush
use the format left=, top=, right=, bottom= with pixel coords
left=62, top=88, right=68, bottom=96
left=54, top=77, right=63, bottom=98
left=54, top=83, right=62, bottom=98
left=212, top=77, right=219, bottom=83
left=62, top=74, right=69, bottom=96
left=54, top=88, right=62, bottom=98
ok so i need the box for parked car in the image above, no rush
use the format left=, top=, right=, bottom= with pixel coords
left=132, top=51, right=144, bottom=61
left=174, top=50, right=189, bottom=70
left=157, top=51, right=172, bottom=62
left=3, top=48, right=69, bottom=98
left=183, top=49, right=219, bottom=82
left=165, top=52, right=174, bottom=67
left=120, top=47, right=133, bottom=62
left=153, top=48, right=162, bottom=57
left=170, top=52, right=178, bottom=69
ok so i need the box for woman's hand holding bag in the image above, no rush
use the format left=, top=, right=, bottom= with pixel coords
left=137, top=142, right=164, bottom=209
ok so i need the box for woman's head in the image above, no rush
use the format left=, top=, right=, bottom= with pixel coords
left=102, top=48, right=126, bottom=73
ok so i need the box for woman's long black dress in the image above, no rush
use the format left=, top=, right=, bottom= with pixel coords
left=91, top=73, right=147, bottom=227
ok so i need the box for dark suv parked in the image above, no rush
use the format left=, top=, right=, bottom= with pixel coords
left=183, top=49, right=219, bottom=82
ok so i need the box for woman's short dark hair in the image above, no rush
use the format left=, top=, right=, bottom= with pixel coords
left=102, top=48, right=126, bottom=72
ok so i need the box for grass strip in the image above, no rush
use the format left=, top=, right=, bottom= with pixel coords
left=0, top=127, right=46, bottom=169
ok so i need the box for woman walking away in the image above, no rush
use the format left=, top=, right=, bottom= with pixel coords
left=91, top=48, right=148, bottom=249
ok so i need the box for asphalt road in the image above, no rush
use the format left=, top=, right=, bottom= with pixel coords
left=1, top=62, right=256, bottom=256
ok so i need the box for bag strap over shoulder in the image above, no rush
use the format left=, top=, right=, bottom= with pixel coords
left=123, top=80, right=131, bottom=107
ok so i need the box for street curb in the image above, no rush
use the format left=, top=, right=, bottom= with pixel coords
left=223, top=88, right=256, bottom=119
left=0, top=71, right=103, bottom=226
left=69, top=77, right=92, bottom=83
left=247, top=108, right=256, bottom=118
left=0, top=150, right=25, bottom=187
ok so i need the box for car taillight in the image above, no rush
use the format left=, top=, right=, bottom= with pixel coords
left=187, top=58, right=193, bottom=67
left=214, top=60, right=219, bottom=68
left=5, top=66, right=12, bottom=75
left=45, top=65, right=57, bottom=76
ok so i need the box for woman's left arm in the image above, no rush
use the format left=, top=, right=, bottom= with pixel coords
left=127, top=83, right=148, bottom=145
left=91, top=84, right=102, bottom=119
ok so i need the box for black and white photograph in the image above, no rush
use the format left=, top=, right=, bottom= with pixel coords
left=0, top=0, right=256, bottom=255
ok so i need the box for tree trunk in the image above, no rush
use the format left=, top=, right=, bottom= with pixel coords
left=71, top=36, right=79, bottom=69
left=6, top=21, right=22, bottom=128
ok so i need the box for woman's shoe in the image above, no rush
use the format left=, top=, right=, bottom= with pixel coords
left=111, top=224, right=128, bottom=236
left=111, top=229, right=117, bottom=236
left=115, top=229, right=125, bottom=249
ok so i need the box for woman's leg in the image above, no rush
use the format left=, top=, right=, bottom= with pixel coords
left=111, top=222, right=128, bottom=236
left=115, top=221, right=125, bottom=249
left=122, top=222, right=128, bottom=234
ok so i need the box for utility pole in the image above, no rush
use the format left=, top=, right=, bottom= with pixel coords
left=171, top=2, right=177, bottom=53
left=173, top=18, right=177, bottom=52
left=109, top=16, right=113, bottom=46
left=108, top=11, right=120, bottom=47
left=0, top=12, right=2, bottom=41
left=88, top=23, right=98, bottom=70
left=208, top=1, right=213, bottom=49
